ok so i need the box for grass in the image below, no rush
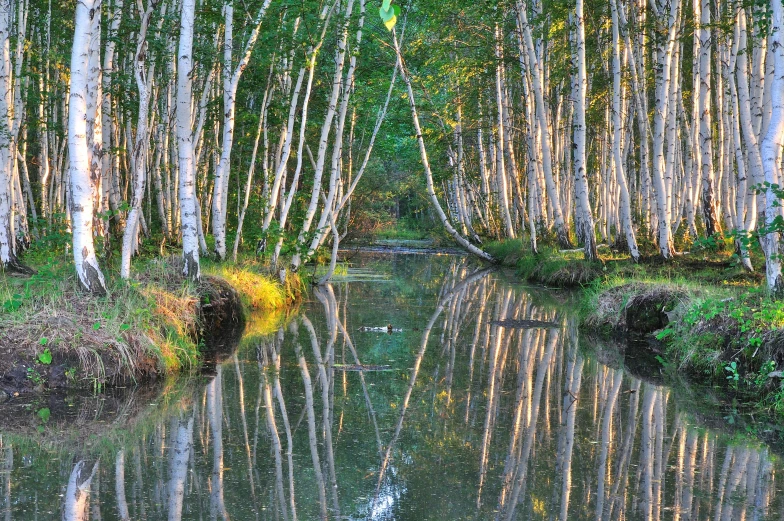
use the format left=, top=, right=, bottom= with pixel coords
left=204, top=260, right=287, bottom=311
left=0, top=245, right=293, bottom=391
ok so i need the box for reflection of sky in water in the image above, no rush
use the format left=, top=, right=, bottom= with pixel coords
left=1, top=252, right=783, bottom=520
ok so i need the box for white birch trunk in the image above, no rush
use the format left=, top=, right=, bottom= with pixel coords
left=760, top=0, right=784, bottom=294
left=698, top=0, right=720, bottom=237
left=68, top=0, right=107, bottom=294
left=495, top=24, right=515, bottom=239
left=514, top=0, right=572, bottom=248
left=571, top=1, right=597, bottom=260
left=0, top=0, right=20, bottom=271
left=391, top=30, right=493, bottom=262
left=611, top=0, right=639, bottom=260
left=120, top=0, right=157, bottom=279
left=210, top=0, right=273, bottom=259
left=101, top=0, right=123, bottom=231
left=177, top=0, right=200, bottom=280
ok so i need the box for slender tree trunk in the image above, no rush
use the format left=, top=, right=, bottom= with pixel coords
left=68, top=0, right=107, bottom=294
left=177, top=0, right=200, bottom=280
left=211, top=0, right=273, bottom=259
left=391, top=29, right=494, bottom=262
left=0, top=0, right=26, bottom=273
left=760, top=0, right=784, bottom=294
left=611, top=0, right=640, bottom=260
left=571, top=2, right=598, bottom=260
left=699, top=0, right=721, bottom=237
left=514, top=0, right=572, bottom=248
left=121, top=0, right=157, bottom=279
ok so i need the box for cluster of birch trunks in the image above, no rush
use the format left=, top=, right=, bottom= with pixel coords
left=0, top=0, right=396, bottom=292
left=411, top=0, right=784, bottom=294
left=3, top=0, right=784, bottom=294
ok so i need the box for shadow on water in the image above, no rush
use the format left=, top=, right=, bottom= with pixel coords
left=1, top=252, right=782, bottom=520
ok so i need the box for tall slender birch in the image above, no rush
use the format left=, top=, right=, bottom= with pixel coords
left=211, top=0, right=274, bottom=259
left=760, top=0, right=784, bottom=294
left=68, top=0, right=107, bottom=294
left=177, top=0, right=200, bottom=280
left=571, top=1, right=597, bottom=260
left=120, top=0, right=158, bottom=279
left=0, top=0, right=22, bottom=272
left=610, top=0, right=639, bottom=260
left=391, top=28, right=494, bottom=262
left=698, top=0, right=721, bottom=237
left=513, top=0, right=572, bottom=248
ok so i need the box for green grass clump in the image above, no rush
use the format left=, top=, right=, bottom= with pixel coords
left=1, top=247, right=294, bottom=388
left=0, top=255, right=202, bottom=381
left=204, top=261, right=285, bottom=311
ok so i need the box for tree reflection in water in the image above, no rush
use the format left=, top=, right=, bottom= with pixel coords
left=0, top=255, right=781, bottom=520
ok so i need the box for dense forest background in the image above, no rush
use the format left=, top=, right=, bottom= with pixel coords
left=1, top=0, right=784, bottom=291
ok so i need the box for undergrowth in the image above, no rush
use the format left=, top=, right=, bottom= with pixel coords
left=1, top=246, right=293, bottom=389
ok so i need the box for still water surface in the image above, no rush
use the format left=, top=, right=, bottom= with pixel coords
left=1, top=253, right=782, bottom=520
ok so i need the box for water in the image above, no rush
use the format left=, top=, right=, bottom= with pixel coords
left=1, top=253, right=782, bottom=520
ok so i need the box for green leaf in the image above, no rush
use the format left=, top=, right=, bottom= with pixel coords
left=393, top=4, right=401, bottom=16
left=38, top=349, right=52, bottom=365
left=379, top=5, right=394, bottom=22
left=381, top=0, right=392, bottom=10
left=39, top=337, right=48, bottom=346
left=37, top=425, right=45, bottom=434
left=93, top=322, right=101, bottom=330
left=120, top=324, right=130, bottom=331
left=37, top=408, right=50, bottom=422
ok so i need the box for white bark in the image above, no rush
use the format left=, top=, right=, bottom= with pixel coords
left=211, top=0, right=273, bottom=259
left=495, top=24, right=515, bottom=239
left=290, top=0, right=356, bottom=271
left=167, top=416, right=194, bottom=521
left=68, top=0, right=107, bottom=294
left=610, top=0, right=639, bottom=260
left=760, top=0, right=784, bottom=294
left=698, top=0, right=720, bottom=236
left=101, top=0, right=123, bottom=230
left=120, top=0, right=157, bottom=279
left=571, top=1, right=597, bottom=260
left=177, top=0, right=200, bottom=280
left=0, top=0, right=17, bottom=271
left=514, top=0, right=572, bottom=248
left=63, top=460, right=98, bottom=521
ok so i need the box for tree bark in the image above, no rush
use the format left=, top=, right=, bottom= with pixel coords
left=68, top=0, right=107, bottom=294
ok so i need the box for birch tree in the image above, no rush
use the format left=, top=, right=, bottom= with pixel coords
left=68, top=0, right=107, bottom=294
left=210, top=0, right=273, bottom=260
left=760, top=0, right=784, bottom=294
left=571, top=0, right=597, bottom=260
left=120, top=0, right=158, bottom=278
left=177, top=0, right=200, bottom=280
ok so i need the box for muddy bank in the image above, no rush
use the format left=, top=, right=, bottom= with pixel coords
left=0, top=275, right=245, bottom=398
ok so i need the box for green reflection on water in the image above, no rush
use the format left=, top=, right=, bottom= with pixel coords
left=0, top=253, right=781, bottom=520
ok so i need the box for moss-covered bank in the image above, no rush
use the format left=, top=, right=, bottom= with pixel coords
left=485, top=240, right=784, bottom=417
left=0, top=254, right=298, bottom=398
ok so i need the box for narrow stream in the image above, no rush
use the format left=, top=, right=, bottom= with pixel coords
left=1, top=253, right=781, bottom=520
